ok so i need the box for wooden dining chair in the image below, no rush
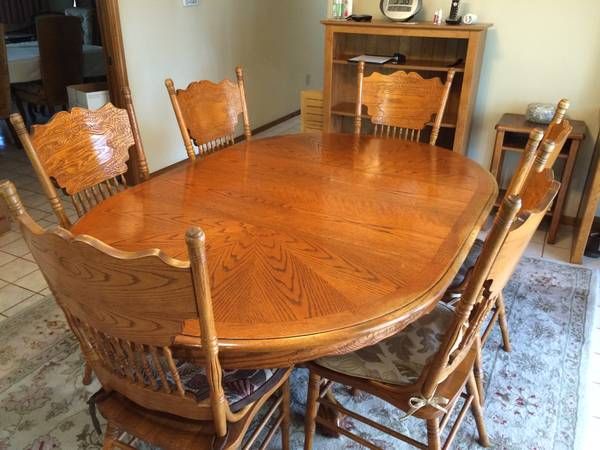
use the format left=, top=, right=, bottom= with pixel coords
left=10, top=87, right=149, bottom=229
left=13, top=14, right=83, bottom=123
left=165, top=67, right=251, bottom=160
left=354, top=61, right=456, bottom=145
left=0, top=179, right=292, bottom=450
left=446, top=99, right=572, bottom=355
left=303, top=166, right=560, bottom=450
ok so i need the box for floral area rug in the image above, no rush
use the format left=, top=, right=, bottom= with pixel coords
left=0, top=257, right=593, bottom=450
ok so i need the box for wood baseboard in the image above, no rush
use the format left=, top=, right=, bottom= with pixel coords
left=234, top=110, right=300, bottom=143
left=152, top=110, right=301, bottom=178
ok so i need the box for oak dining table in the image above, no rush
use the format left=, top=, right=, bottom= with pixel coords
left=71, top=132, right=497, bottom=369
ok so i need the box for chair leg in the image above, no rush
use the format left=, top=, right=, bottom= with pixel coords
left=14, top=95, right=29, bottom=129
left=426, top=418, right=441, bottom=450
left=304, top=371, right=322, bottom=450
left=102, top=423, right=120, bottom=450
left=83, top=363, right=94, bottom=385
left=474, top=337, right=485, bottom=405
left=281, top=379, right=291, bottom=450
left=496, top=293, right=512, bottom=352
left=467, top=371, right=491, bottom=448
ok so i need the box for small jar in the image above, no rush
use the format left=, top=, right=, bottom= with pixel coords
left=526, top=103, right=557, bottom=124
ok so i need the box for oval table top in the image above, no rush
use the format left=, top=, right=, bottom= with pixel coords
left=72, top=133, right=497, bottom=368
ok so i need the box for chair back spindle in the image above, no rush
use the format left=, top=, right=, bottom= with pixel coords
left=354, top=61, right=455, bottom=146
left=165, top=67, right=252, bottom=160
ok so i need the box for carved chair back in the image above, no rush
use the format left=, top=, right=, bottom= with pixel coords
left=421, top=152, right=560, bottom=399
left=354, top=61, right=455, bottom=145
left=10, top=88, right=149, bottom=229
left=165, top=67, right=251, bottom=160
left=0, top=180, right=231, bottom=437
left=0, top=24, right=11, bottom=119
left=36, top=14, right=84, bottom=105
left=544, top=99, right=573, bottom=168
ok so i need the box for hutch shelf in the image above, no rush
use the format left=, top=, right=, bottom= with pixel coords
left=321, top=20, right=492, bottom=153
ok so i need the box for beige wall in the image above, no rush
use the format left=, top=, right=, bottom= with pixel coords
left=120, top=0, right=600, bottom=216
left=119, top=0, right=326, bottom=171
left=352, top=0, right=600, bottom=216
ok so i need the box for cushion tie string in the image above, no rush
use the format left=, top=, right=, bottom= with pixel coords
left=398, top=394, right=449, bottom=422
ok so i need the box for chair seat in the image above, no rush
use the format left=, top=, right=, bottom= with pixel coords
left=157, top=362, right=287, bottom=412
left=96, top=391, right=247, bottom=450
left=448, top=238, right=484, bottom=291
left=13, top=81, right=49, bottom=104
left=316, top=303, right=454, bottom=385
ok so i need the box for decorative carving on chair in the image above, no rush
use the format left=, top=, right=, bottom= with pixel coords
left=166, top=67, right=251, bottom=159
left=29, top=103, right=135, bottom=195
left=176, top=79, right=243, bottom=146
left=355, top=63, right=455, bottom=145
left=363, top=71, right=447, bottom=129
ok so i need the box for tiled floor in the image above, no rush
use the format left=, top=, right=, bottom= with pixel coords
left=1, top=118, right=599, bottom=445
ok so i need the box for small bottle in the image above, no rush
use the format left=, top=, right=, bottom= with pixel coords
left=332, top=0, right=343, bottom=19
left=433, top=9, right=444, bottom=25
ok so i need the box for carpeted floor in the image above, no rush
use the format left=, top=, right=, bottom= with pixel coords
left=0, top=257, right=593, bottom=450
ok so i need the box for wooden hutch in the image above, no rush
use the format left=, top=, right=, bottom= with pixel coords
left=321, top=20, right=492, bottom=154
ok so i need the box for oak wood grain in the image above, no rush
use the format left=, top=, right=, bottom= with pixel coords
left=0, top=179, right=292, bottom=449
left=71, top=133, right=497, bottom=368
left=303, top=162, right=559, bottom=450
left=165, top=67, right=251, bottom=160
left=11, top=98, right=149, bottom=228
left=355, top=62, right=455, bottom=145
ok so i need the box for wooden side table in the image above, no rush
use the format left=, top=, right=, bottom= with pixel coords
left=571, top=134, right=600, bottom=263
left=491, top=113, right=586, bottom=244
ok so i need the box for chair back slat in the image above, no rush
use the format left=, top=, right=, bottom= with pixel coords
left=0, top=180, right=231, bottom=431
left=355, top=61, right=455, bottom=146
left=11, top=91, right=149, bottom=228
left=166, top=67, right=251, bottom=160
left=29, top=105, right=134, bottom=194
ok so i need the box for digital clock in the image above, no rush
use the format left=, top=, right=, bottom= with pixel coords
left=380, top=0, right=422, bottom=22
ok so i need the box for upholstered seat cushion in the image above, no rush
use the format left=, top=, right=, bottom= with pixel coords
left=316, top=303, right=455, bottom=385
left=448, top=238, right=484, bottom=291
left=150, top=361, right=287, bottom=412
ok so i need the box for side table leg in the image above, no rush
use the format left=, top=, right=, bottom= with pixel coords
left=548, top=140, right=580, bottom=244
left=490, top=130, right=505, bottom=179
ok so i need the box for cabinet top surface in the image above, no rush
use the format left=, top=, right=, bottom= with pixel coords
left=321, top=19, right=493, bottom=32
left=496, top=113, right=586, bottom=139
